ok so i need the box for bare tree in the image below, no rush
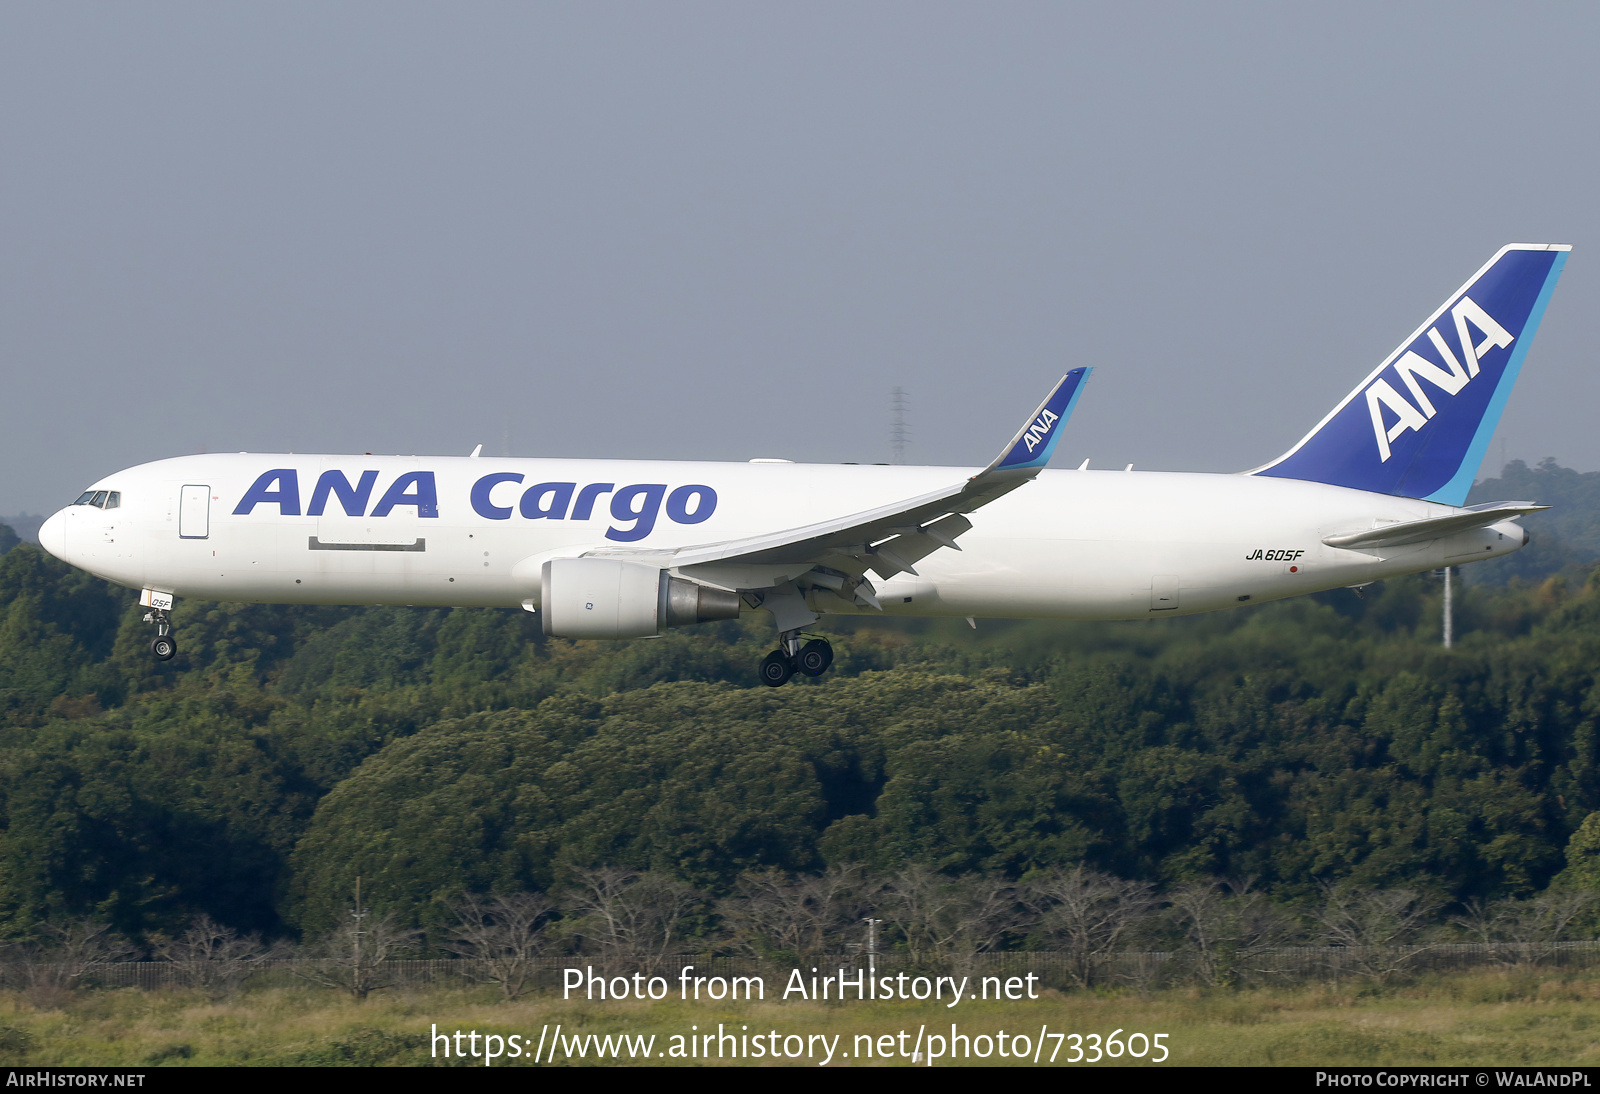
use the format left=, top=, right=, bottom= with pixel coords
left=3, top=920, right=138, bottom=1008
left=1317, top=885, right=1438, bottom=983
left=1026, top=866, right=1156, bottom=988
left=877, top=866, right=1026, bottom=972
left=1453, top=890, right=1596, bottom=966
left=154, top=914, right=272, bottom=1000
left=293, top=883, right=421, bottom=1000
left=721, top=867, right=866, bottom=963
left=444, top=893, right=555, bottom=1000
left=1168, top=880, right=1297, bottom=988
left=1499, top=890, right=1595, bottom=965
left=1450, top=897, right=1499, bottom=946
left=564, top=869, right=702, bottom=973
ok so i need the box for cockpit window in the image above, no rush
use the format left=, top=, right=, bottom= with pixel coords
left=104, top=492, right=120, bottom=509
left=91, top=491, right=109, bottom=508
left=75, top=491, right=97, bottom=505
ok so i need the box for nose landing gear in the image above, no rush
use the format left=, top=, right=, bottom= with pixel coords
left=759, top=632, right=834, bottom=687
left=143, top=602, right=177, bottom=661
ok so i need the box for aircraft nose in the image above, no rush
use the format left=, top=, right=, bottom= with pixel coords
left=38, top=509, right=68, bottom=561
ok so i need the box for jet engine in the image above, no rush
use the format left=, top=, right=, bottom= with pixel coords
left=540, top=557, right=742, bottom=638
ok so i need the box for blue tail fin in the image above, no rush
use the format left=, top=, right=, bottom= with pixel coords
left=1253, top=244, right=1570, bottom=505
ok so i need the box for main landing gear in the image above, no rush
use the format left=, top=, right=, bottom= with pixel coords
left=144, top=606, right=177, bottom=661
left=759, top=632, right=834, bottom=688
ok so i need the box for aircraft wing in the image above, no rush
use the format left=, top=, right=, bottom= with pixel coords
left=583, top=369, right=1090, bottom=594
left=1322, top=501, right=1547, bottom=550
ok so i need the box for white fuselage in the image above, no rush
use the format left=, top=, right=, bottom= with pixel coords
left=38, top=453, right=1524, bottom=621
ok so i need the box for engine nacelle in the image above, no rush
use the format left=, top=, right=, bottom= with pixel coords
left=540, top=557, right=742, bottom=638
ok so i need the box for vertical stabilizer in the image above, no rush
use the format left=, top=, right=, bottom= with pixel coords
left=1253, top=244, right=1569, bottom=505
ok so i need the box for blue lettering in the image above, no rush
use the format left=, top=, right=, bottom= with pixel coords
left=606, top=484, right=666, bottom=542
left=308, top=470, right=380, bottom=517
left=666, top=484, right=717, bottom=524
left=571, top=483, right=614, bottom=521
left=460, top=479, right=725, bottom=525
left=471, top=472, right=524, bottom=520
left=233, top=469, right=301, bottom=516
left=520, top=482, right=575, bottom=520
left=370, top=471, right=439, bottom=518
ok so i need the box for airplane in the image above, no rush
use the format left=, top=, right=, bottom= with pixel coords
left=38, top=243, right=1569, bottom=686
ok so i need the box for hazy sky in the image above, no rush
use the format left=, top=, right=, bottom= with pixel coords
left=3, top=3, right=1597, bottom=516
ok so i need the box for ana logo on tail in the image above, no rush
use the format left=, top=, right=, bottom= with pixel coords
left=1022, top=409, right=1060, bottom=453
left=1365, top=295, right=1514, bottom=461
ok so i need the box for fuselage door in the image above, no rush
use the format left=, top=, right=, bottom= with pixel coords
left=179, top=485, right=210, bottom=539
left=1151, top=574, right=1179, bottom=611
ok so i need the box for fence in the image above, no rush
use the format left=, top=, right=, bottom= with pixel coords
left=26, top=940, right=1600, bottom=995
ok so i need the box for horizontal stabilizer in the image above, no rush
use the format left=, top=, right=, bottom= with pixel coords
left=1322, top=501, right=1547, bottom=550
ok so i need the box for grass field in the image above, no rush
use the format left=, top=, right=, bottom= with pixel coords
left=2, top=967, right=1599, bottom=1066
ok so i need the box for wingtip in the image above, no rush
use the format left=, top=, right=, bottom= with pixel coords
left=984, top=369, right=1093, bottom=475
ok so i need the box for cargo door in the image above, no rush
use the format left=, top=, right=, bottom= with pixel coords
left=179, top=485, right=210, bottom=539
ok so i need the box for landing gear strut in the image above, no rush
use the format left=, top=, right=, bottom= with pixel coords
left=759, top=630, right=834, bottom=687
left=144, top=606, right=177, bottom=661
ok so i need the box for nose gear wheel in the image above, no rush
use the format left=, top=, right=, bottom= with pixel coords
left=143, top=605, right=176, bottom=661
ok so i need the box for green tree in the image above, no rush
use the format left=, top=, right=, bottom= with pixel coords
left=1555, top=811, right=1600, bottom=890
